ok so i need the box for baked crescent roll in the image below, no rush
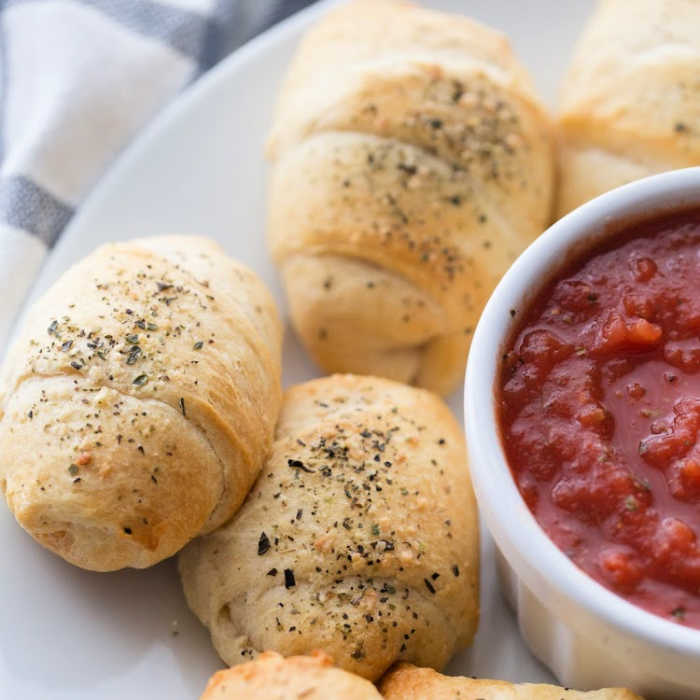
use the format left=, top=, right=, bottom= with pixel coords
left=200, top=651, right=382, bottom=699
left=379, top=663, right=644, bottom=700
left=179, top=374, right=479, bottom=681
left=0, top=236, right=282, bottom=571
left=557, top=0, right=700, bottom=217
left=267, top=0, right=554, bottom=396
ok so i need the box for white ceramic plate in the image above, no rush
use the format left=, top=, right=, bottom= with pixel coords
left=0, top=1, right=594, bottom=697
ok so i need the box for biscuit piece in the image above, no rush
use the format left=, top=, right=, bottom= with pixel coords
left=180, top=374, right=479, bottom=680
left=380, top=663, right=644, bottom=699
left=267, top=0, right=554, bottom=395
left=200, top=651, right=382, bottom=699
left=0, top=236, right=282, bottom=571
left=557, top=0, right=700, bottom=216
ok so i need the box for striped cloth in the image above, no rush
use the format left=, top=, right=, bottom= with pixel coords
left=0, top=0, right=313, bottom=343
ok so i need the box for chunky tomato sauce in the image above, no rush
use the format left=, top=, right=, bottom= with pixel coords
left=499, top=210, right=700, bottom=628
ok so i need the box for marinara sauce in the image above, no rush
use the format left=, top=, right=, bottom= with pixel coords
left=499, top=210, right=700, bottom=628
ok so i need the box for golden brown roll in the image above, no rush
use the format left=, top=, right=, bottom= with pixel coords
left=557, top=0, right=700, bottom=217
left=266, top=0, right=554, bottom=396
left=0, top=236, right=282, bottom=571
left=200, top=651, right=382, bottom=699
left=379, top=663, right=644, bottom=700
left=179, top=374, right=479, bottom=681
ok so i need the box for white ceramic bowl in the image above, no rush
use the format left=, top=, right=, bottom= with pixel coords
left=465, top=167, right=700, bottom=699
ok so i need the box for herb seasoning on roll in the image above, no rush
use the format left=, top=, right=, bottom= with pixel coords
left=499, top=209, right=700, bottom=628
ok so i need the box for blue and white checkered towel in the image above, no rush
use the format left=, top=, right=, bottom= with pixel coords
left=0, top=0, right=312, bottom=343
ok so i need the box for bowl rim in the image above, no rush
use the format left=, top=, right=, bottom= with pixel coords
left=465, top=166, right=700, bottom=663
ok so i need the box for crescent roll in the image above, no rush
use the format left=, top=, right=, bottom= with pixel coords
left=200, top=651, right=382, bottom=699
left=266, top=0, right=554, bottom=396
left=179, top=374, right=479, bottom=681
left=379, top=663, right=644, bottom=700
left=0, top=236, right=282, bottom=571
left=557, top=0, right=700, bottom=216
